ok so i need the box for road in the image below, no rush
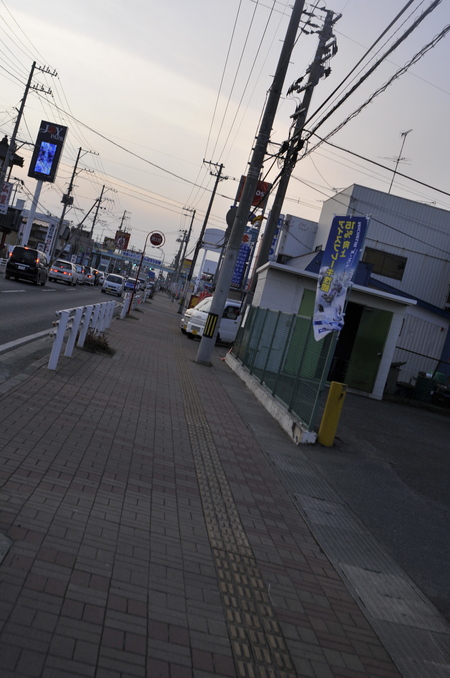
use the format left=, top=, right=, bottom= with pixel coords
left=0, top=275, right=111, bottom=346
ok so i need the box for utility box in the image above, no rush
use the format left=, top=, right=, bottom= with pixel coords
left=385, top=361, right=406, bottom=395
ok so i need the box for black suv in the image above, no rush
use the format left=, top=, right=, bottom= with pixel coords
left=5, top=246, right=49, bottom=286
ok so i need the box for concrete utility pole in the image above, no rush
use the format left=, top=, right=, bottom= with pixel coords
left=181, top=208, right=196, bottom=267
left=119, top=209, right=130, bottom=230
left=249, top=10, right=340, bottom=289
left=89, top=185, right=105, bottom=239
left=196, top=0, right=306, bottom=365
left=173, top=230, right=186, bottom=271
left=0, top=61, right=56, bottom=189
left=178, top=162, right=225, bottom=314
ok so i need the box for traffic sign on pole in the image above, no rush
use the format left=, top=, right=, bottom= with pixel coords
left=149, top=231, right=165, bottom=247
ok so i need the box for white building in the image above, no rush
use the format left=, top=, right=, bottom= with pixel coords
left=312, top=185, right=450, bottom=385
left=315, top=184, right=450, bottom=310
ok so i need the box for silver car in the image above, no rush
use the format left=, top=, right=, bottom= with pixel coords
left=102, top=273, right=125, bottom=297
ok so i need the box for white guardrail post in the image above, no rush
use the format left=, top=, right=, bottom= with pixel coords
left=64, top=306, right=84, bottom=357
left=77, top=305, right=94, bottom=347
left=120, top=294, right=132, bottom=319
left=48, top=310, right=72, bottom=370
left=48, top=300, right=117, bottom=370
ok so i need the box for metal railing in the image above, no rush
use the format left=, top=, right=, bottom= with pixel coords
left=233, top=306, right=333, bottom=431
left=48, top=300, right=116, bottom=370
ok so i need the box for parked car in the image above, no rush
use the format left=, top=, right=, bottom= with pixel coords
left=180, top=296, right=212, bottom=334
left=49, top=260, right=79, bottom=286
left=185, top=298, right=241, bottom=344
left=102, top=273, right=125, bottom=297
left=74, top=264, right=86, bottom=285
left=5, top=245, right=49, bottom=286
left=84, top=267, right=96, bottom=286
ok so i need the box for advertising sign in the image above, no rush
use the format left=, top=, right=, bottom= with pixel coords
left=28, top=121, right=68, bottom=183
left=236, top=175, right=272, bottom=209
left=313, top=216, right=368, bottom=341
left=115, top=231, right=130, bottom=250
left=43, top=220, right=57, bottom=256
left=121, top=249, right=161, bottom=266
left=231, top=243, right=251, bottom=289
left=0, top=181, right=12, bottom=214
left=103, top=237, right=116, bottom=251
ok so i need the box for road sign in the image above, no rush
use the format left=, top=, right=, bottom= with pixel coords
left=149, top=231, right=165, bottom=247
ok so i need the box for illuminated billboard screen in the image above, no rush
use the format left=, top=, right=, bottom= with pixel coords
left=28, top=121, right=68, bottom=183
left=33, top=141, right=58, bottom=176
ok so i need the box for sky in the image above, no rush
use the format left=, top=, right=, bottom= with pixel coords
left=1, top=0, right=449, bottom=266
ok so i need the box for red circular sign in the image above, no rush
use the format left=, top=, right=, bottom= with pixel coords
left=149, top=231, right=165, bottom=247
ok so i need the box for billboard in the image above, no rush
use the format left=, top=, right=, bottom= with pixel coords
left=103, top=237, right=116, bottom=251
left=235, top=176, right=271, bottom=209
left=313, top=216, right=368, bottom=341
left=28, top=121, right=68, bottom=183
left=114, top=231, right=130, bottom=250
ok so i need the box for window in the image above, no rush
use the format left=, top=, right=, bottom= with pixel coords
left=363, top=247, right=407, bottom=281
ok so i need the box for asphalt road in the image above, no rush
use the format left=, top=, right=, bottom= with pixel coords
left=0, top=274, right=109, bottom=346
left=304, top=392, right=450, bottom=623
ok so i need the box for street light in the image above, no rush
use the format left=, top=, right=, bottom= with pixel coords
left=127, top=230, right=165, bottom=315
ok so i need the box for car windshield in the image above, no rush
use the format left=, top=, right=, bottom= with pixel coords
left=196, top=298, right=212, bottom=313
left=55, top=261, right=71, bottom=270
left=107, top=275, right=122, bottom=284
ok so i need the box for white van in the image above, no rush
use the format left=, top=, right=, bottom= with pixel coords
left=186, top=298, right=241, bottom=344
left=180, top=296, right=212, bottom=333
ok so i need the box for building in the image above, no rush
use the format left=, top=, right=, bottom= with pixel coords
left=227, top=186, right=450, bottom=442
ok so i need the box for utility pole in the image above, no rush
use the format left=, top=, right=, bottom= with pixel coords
left=249, top=10, right=340, bottom=292
left=51, top=147, right=80, bottom=260
left=178, top=163, right=225, bottom=314
left=89, top=185, right=105, bottom=239
left=0, top=62, right=56, bottom=190
left=119, top=210, right=130, bottom=230
left=181, top=208, right=196, bottom=271
left=173, top=230, right=187, bottom=272
left=196, top=0, right=306, bottom=365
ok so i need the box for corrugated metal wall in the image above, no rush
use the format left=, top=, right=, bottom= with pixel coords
left=394, top=312, right=448, bottom=384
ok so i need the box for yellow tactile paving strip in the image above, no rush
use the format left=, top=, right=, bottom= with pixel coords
left=176, top=346, right=296, bottom=678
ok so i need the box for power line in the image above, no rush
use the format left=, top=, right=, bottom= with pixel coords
left=303, top=1, right=445, bottom=147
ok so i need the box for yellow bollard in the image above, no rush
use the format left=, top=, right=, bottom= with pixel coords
left=317, top=381, right=347, bottom=447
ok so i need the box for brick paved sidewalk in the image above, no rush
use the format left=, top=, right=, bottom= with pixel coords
left=0, top=294, right=403, bottom=677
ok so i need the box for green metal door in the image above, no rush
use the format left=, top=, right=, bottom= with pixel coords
left=345, top=307, right=392, bottom=392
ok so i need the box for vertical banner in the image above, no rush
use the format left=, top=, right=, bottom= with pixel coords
left=43, top=220, right=57, bottom=256
left=0, top=181, right=12, bottom=214
left=313, top=216, right=368, bottom=341
left=230, top=225, right=259, bottom=289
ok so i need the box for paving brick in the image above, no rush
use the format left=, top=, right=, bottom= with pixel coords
left=0, top=296, right=420, bottom=678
